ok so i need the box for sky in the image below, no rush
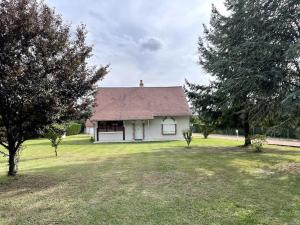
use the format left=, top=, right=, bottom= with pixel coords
left=45, top=0, right=226, bottom=87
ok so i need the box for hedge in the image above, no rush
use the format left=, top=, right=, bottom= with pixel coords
left=66, top=122, right=82, bottom=136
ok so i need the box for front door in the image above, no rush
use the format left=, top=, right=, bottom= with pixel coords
left=135, top=122, right=144, bottom=140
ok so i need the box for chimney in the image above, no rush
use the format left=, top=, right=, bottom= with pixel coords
left=139, top=80, right=144, bottom=87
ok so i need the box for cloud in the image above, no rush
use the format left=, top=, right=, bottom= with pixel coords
left=139, top=37, right=163, bottom=52
left=88, top=10, right=105, bottom=22
left=45, top=0, right=226, bottom=87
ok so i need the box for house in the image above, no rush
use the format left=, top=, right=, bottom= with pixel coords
left=84, top=119, right=94, bottom=136
left=88, top=81, right=192, bottom=142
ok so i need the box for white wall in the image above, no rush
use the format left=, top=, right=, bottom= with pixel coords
left=93, top=116, right=190, bottom=142
left=85, top=127, right=94, bottom=136
left=98, top=132, right=123, bottom=142
left=124, top=121, right=134, bottom=141
left=145, top=116, right=190, bottom=140
left=124, top=116, right=190, bottom=141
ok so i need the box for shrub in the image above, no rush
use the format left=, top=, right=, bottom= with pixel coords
left=66, top=122, right=82, bottom=136
left=183, top=130, right=192, bottom=148
left=200, top=124, right=215, bottom=139
left=90, top=136, right=95, bottom=143
left=44, top=124, right=64, bottom=157
left=191, top=117, right=215, bottom=139
left=251, top=134, right=267, bottom=153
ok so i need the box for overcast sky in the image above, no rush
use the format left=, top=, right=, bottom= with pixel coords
left=45, top=0, right=226, bottom=87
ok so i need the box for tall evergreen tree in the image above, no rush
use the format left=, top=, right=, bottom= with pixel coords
left=187, top=0, right=300, bottom=146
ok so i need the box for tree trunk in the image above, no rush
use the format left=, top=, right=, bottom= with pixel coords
left=54, top=146, right=58, bottom=157
left=244, top=114, right=251, bottom=146
left=8, top=151, right=16, bottom=176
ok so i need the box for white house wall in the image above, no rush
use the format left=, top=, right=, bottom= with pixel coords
left=85, top=127, right=94, bottom=136
left=98, top=132, right=123, bottom=141
left=145, top=116, right=190, bottom=140
left=124, top=121, right=134, bottom=140
left=93, top=116, right=190, bottom=142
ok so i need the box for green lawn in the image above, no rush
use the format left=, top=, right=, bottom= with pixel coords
left=0, top=135, right=299, bottom=225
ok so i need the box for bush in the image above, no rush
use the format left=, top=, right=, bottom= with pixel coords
left=251, top=134, right=267, bottom=153
left=90, top=136, right=95, bottom=143
left=183, top=130, right=192, bottom=148
left=201, top=124, right=215, bottom=139
left=43, top=124, right=64, bottom=157
left=191, top=116, right=215, bottom=139
left=66, top=122, right=82, bottom=136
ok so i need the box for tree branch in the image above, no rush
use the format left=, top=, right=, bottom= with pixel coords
left=0, top=142, right=9, bottom=157
left=0, top=151, right=8, bottom=157
left=0, top=141, right=8, bottom=149
left=0, top=141, right=9, bottom=157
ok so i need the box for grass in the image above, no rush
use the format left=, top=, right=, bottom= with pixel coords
left=0, top=135, right=299, bottom=225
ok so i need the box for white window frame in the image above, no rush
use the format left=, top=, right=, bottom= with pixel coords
left=161, top=117, right=177, bottom=135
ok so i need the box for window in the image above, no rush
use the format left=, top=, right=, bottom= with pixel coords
left=162, top=117, right=176, bottom=135
left=98, top=121, right=123, bottom=132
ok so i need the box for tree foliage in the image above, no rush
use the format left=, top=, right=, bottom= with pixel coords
left=0, top=0, right=108, bottom=175
left=185, top=81, right=243, bottom=139
left=186, top=0, right=300, bottom=146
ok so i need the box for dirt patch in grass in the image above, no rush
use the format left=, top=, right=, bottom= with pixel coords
left=0, top=174, right=60, bottom=197
left=253, top=168, right=275, bottom=175
left=141, top=171, right=190, bottom=187
left=276, top=163, right=300, bottom=173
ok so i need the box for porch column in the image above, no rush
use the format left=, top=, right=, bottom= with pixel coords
left=132, top=122, right=135, bottom=140
left=94, top=121, right=98, bottom=142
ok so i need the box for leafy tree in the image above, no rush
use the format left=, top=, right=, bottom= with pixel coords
left=199, top=122, right=215, bottom=139
left=185, top=81, right=241, bottom=139
left=187, top=0, right=300, bottom=146
left=191, top=116, right=215, bottom=139
left=44, top=125, right=64, bottom=157
left=0, top=117, right=9, bottom=158
left=276, top=91, right=300, bottom=132
left=185, top=82, right=221, bottom=138
left=0, top=0, right=108, bottom=176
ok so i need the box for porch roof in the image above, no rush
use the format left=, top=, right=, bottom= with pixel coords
left=92, top=111, right=154, bottom=121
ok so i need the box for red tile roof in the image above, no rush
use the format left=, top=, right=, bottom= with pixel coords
left=90, top=86, right=192, bottom=121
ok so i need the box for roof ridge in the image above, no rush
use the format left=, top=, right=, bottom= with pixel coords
left=97, top=86, right=183, bottom=89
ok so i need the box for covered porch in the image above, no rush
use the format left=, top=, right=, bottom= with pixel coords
left=93, top=120, right=148, bottom=142
left=92, top=117, right=181, bottom=142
